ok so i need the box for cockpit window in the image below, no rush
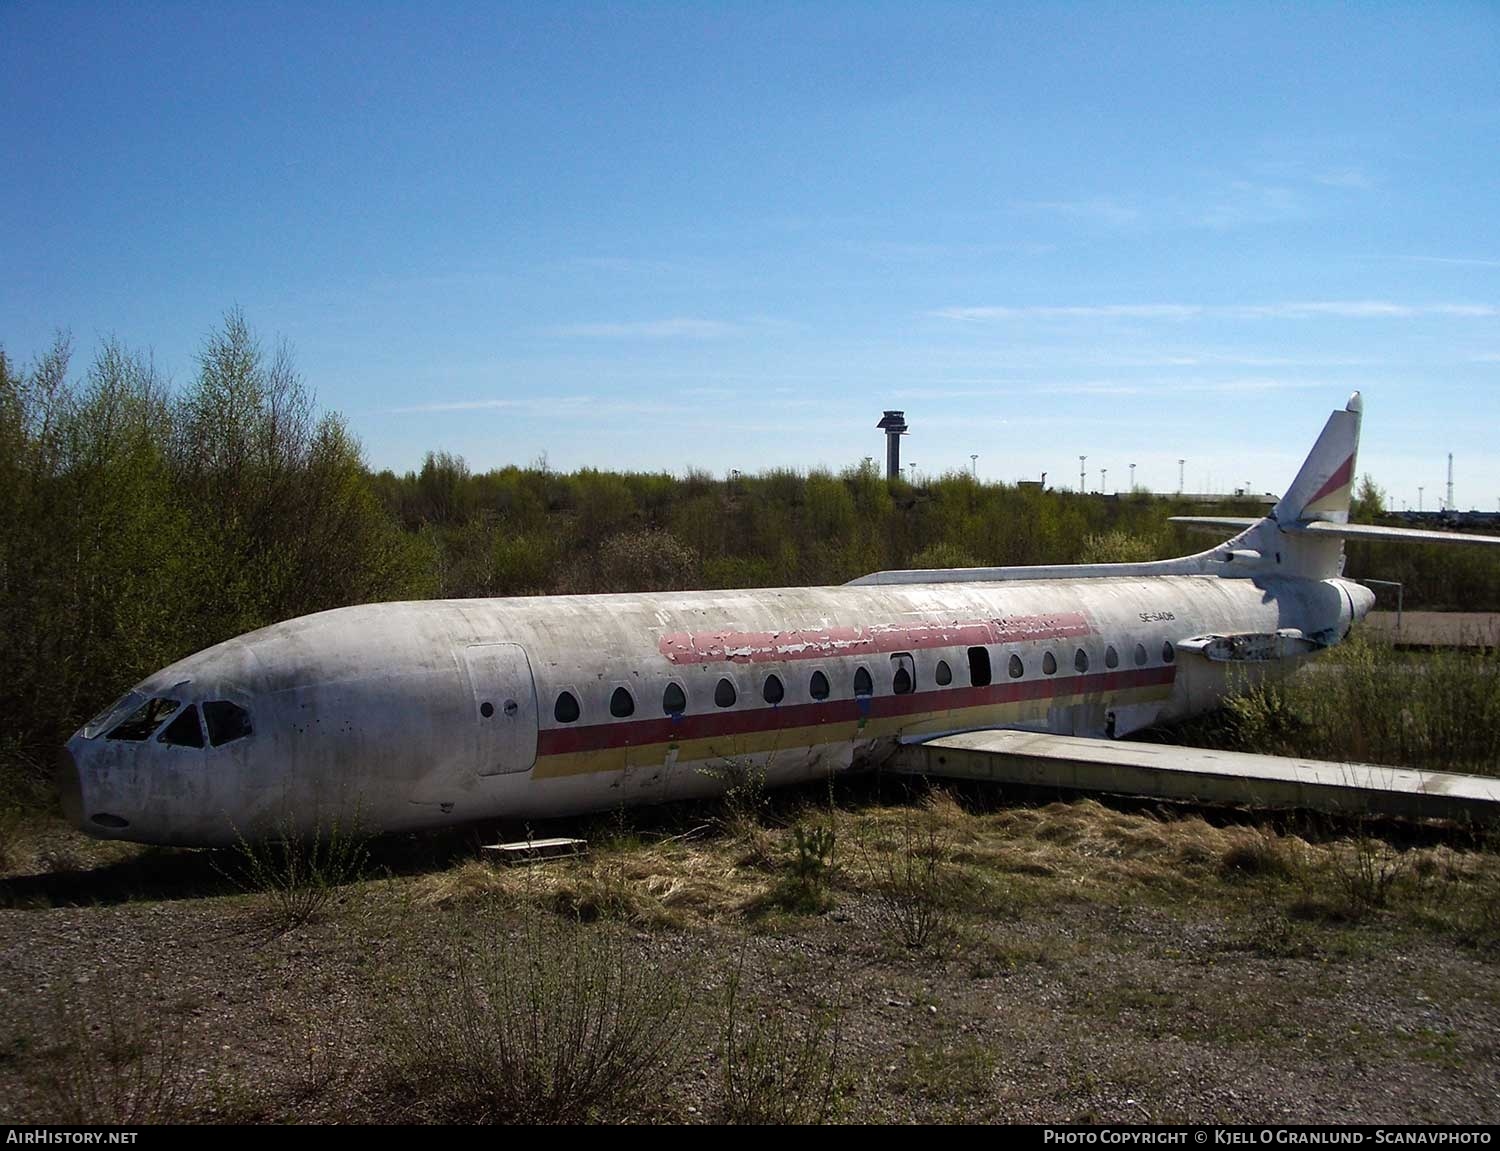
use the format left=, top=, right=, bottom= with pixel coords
left=159, top=705, right=205, bottom=749
left=85, top=691, right=144, bottom=738
left=203, top=700, right=253, bottom=745
left=106, top=697, right=181, bottom=741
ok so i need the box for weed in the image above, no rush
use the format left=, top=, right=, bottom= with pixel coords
left=383, top=909, right=688, bottom=1123
left=717, top=950, right=842, bottom=1124
left=866, top=812, right=960, bottom=952
left=31, top=970, right=187, bottom=1124
left=768, top=822, right=837, bottom=914
left=220, top=811, right=371, bottom=928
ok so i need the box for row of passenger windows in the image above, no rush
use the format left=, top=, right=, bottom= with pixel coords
left=552, top=641, right=1176, bottom=724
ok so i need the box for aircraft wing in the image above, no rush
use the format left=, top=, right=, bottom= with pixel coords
left=890, top=728, right=1500, bottom=824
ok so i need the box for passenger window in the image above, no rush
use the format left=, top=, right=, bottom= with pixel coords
left=553, top=691, right=581, bottom=724
left=935, top=660, right=952, bottom=686
left=1105, top=645, right=1119, bottom=669
left=809, top=671, right=831, bottom=700
left=715, top=678, right=737, bottom=708
left=763, top=674, right=785, bottom=705
left=968, top=646, right=992, bottom=687
left=1162, top=641, right=1176, bottom=664
left=158, top=705, right=204, bottom=749
left=1134, top=643, right=1148, bottom=667
left=1075, top=648, right=1089, bottom=673
left=107, top=697, right=181, bottom=742
left=891, top=653, right=915, bottom=695
left=1008, top=653, right=1024, bottom=679
left=610, top=687, right=635, bottom=718
left=1043, top=651, right=1057, bottom=675
left=663, top=682, right=687, bottom=715
left=203, top=700, right=253, bottom=746
left=853, top=666, right=873, bottom=697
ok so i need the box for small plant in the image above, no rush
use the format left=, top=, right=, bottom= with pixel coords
left=222, top=811, right=371, bottom=928
left=868, top=812, right=960, bottom=952
left=1330, top=826, right=1408, bottom=914
left=771, top=822, right=837, bottom=914
left=718, top=950, right=842, bottom=1124
left=700, top=756, right=771, bottom=836
left=384, top=910, right=688, bottom=1123
left=32, top=969, right=187, bottom=1124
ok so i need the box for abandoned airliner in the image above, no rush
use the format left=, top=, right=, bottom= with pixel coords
left=57, top=393, right=1500, bottom=846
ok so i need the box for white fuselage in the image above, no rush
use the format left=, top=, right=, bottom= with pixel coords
left=59, top=572, right=1372, bottom=846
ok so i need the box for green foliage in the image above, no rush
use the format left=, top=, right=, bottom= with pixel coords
left=771, top=822, right=838, bottom=914
left=1211, top=636, right=1500, bottom=775
left=1350, top=473, right=1387, bottom=522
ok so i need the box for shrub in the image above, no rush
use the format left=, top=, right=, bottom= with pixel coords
left=222, top=812, right=371, bottom=928
left=868, top=812, right=960, bottom=951
left=384, top=911, right=687, bottom=1123
left=717, top=951, right=842, bottom=1124
left=31, top=970, right=186, bottom=1124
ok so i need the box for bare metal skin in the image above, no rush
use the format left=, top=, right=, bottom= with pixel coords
left=59, top=394, right=1494, bottom=846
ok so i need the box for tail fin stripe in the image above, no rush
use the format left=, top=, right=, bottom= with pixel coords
left=1307, top=454, right=1355, bottom=506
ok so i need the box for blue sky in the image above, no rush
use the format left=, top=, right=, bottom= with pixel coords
left=3, top=2, right=1498, bottom=508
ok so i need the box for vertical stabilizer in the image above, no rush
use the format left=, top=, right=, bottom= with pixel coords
left=1271, top=393, right=1362, bottom=525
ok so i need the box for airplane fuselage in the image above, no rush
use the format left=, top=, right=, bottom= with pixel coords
left=60, top=573, right=1371, bottom=845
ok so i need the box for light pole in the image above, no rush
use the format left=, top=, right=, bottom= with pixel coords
left=1079, top=455, right=1087, bottom=493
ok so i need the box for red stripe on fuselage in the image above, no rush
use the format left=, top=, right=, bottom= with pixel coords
left=659, top=612, right=1094, bottom=666
left=535, top=664, right=1175, bottom=756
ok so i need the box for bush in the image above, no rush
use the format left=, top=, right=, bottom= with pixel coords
left=867, top=811, right=961, bottom=951
left=770, top=823, right=837, bottom=914
left=30, top=969, right=187, bottom=1124
left=717, top=951, right=842, bottom=1124
left=384, top=911, right=688, bottom=1123
left=222, top=813, right=371, bottom=928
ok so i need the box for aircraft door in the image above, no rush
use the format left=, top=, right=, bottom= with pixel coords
left=462, top=643, right=539, bottom=775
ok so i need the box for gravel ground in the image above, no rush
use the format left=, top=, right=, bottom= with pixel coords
left=2, top=796, right=1499, bottom=1125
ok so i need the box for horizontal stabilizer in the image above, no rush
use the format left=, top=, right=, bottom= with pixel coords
left=1287, top=520, right=1500, bottom=548
left=1169, top=516, right=1261, bottom=534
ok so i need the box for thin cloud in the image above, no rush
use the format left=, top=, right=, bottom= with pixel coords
left=548, top=318, right=740, bottom=339
left=1407, top=255, right=1500, bottom=269
left=933, top=301, right=1500, bottom=322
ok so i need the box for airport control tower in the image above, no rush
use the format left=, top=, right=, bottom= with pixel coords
left=877, top=410, right=908, bottom=480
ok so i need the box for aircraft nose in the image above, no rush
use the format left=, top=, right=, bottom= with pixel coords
left=56, top=744, right=83, bottom=829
